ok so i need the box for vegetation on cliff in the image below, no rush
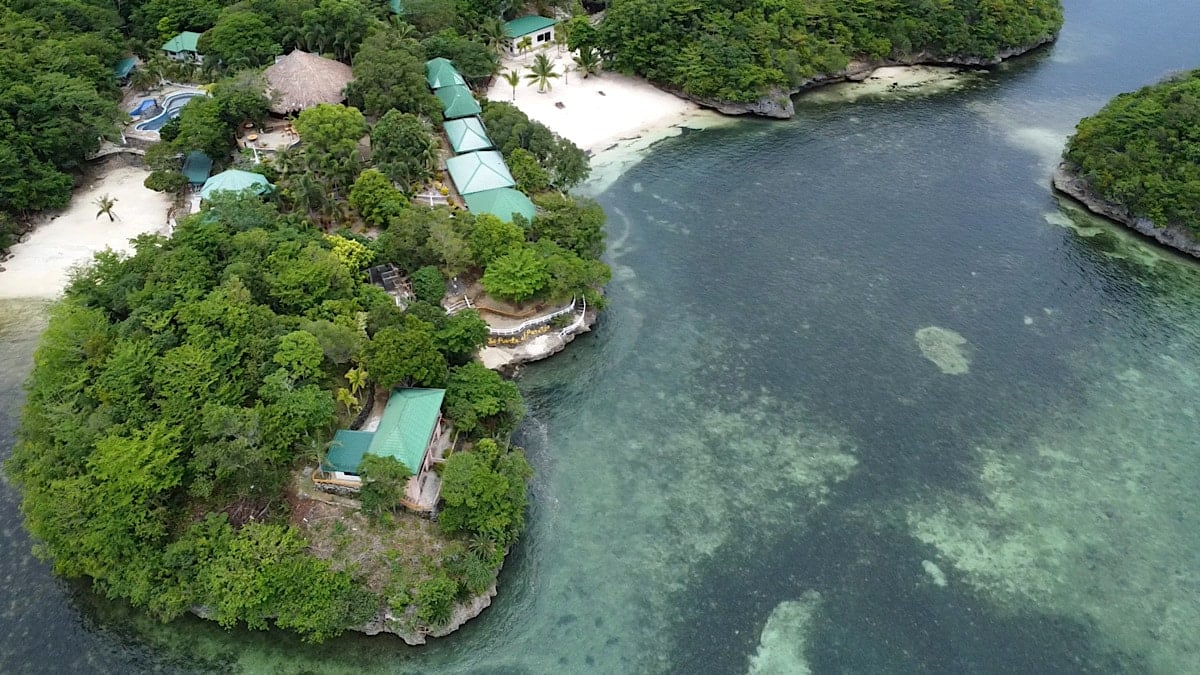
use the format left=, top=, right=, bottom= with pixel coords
left=591, top=0, right=1064, bottom=103
left=1063, top=68, right=1200, bottom=234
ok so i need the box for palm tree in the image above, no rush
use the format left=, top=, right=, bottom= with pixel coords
left=94, top=194, right=117, bottom=222
left=517, top=36, right=533, bottom=59
left=573, top=47, right=602, bottom=78
left=525, top=54, right=559, bottom=94
left=477, top=17, right=509, bottom=57
left=502, top=69, right=521, bottom=101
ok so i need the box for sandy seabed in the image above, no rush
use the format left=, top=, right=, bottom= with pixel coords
left=0, top=161, right=172, bottom=300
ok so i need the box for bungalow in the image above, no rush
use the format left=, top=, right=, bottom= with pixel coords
left=445, top=150, right=515, bottom=196
left=504, top=15, right=557, bottom=54
left=162, top=31, right=203, bottom=62
left=314, top=388, right=450, bottom=513
left=435, top=83, right=482, bottom=120
left=199, top=169, right=272, bottom=201
left=264, top=50, right=354, bottom=115
left=181, top=151, right=213, bottom=187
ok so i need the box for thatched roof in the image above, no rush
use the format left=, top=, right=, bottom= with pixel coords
left=264, top=50, right=353, bottom=115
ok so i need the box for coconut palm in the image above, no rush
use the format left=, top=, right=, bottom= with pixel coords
left=477, top=17, right=510, bottom=56
left=573, top=47, right=602, bottom=78
left=525, top=54, right=559, bottom=94
left=94, top=194, right=117, bottom=222
left=502, top=68, right=521, bottom=101
left=517, top=35, right=533, bottom=59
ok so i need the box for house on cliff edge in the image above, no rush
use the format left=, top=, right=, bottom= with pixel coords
left=313, top=388, right=450, bottom=513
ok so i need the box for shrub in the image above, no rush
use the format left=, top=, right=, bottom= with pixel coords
left=145, top=170, right=188, bottom=193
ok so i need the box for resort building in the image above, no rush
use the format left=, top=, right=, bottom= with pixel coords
left=445, top=151, right=516, bottom=196
left=504, top=16, right=557, bottom=54
left=444, top=116, right=493, bottom=154
left=463, top=188, right=537, bottom=224
left=425, top=57, right=466, bottom=90
left=113, top=56, right=137, bottom=84
left=182, top=151, right=213, bottom=187
left=199, top=169, right=272, bottom=201
left=435, top=83, right=483, bottom=120
left=314, top=388, right=450, bottom=513
left=162, top=31, right=203, bottom=62
left=264, top=50, right=354, bottom=115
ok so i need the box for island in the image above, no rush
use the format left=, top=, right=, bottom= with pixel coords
left=2, top=0, right=1069, bottom=646
left=588, top=0, right=1064, bottom=118
left=1054, top=68, right=1200, bottom=258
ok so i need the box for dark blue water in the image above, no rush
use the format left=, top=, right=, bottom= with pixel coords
left=4, top=0, right=1200, bottom=672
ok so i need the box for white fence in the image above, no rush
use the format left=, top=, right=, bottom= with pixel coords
left=487, top=298, right=577, bottom=337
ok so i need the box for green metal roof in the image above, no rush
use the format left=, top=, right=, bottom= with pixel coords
left=367, top=388, right=445, bottom=475
left=464, top=187, right=536, bottom=223
left=114, top=56, right=137, bottom=79
left=504, top=15, right=557, bottom=39
left=199, top=169, right=271, bottom=200
left=388, top=0, right=403, bottom=14
left=444, top=116, right=492, bottom=154
left=435, top=84, right=481, bottom=119
left=323, top=430, right=374, bottom=473
left=181, top=151, right=212, bottom=185
left=445, top=151, right=515, bottom=195
left=162, top=31, right=202, bottom=54
left=425, top=58, right=465, bottom=89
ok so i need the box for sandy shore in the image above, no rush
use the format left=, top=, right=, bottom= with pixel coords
left=485, top=50, right=722, bottom=155
left=0, top=160, right=172, bottom=300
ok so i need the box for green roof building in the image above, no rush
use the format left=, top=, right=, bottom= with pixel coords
left=504, top=15, right=557, bottom=40
left=444, top=116, right=492, bottom=154
left=199, top=169, right=272, bottom=200
left=464, top=187, right=536, bottom=224
left=435, top=84, right=482, bottom=119
left=181, top=151, right=212, bottom=186
left=425, top=57, right=465, bottom=89
left=445, top=151, right=515, bottom=196
left=114, top=56, right=137, bottom=80
left=321, top=388, right=446, bottom=477
left=388, top=0, right=403, bottom=14
left=162, top=31, right=203, bottom=61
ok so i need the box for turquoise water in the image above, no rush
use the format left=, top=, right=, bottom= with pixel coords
left=134, top=92, right=204, bottom=132
left=5, top=0, right=1200, bottom=672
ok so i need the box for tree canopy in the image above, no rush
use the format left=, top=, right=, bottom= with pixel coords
left=1063, top=69, right=1200, bottom=235
left=598, top=0, right=1063, bottom=103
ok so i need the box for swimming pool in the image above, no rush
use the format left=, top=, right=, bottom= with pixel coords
left=134, top=92, right=204, bottom=132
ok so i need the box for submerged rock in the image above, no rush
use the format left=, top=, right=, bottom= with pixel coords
left=748, top=591, right=822, bottom=675
left=922, top=559, right=948, bottom=587
left=914, top=326, right=972, bottom=375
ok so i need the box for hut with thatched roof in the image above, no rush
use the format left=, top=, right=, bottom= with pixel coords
left=264, top=50, right=354, bottom=115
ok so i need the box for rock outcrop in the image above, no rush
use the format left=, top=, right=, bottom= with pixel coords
left=1052, top=163, right=1200, bottom=259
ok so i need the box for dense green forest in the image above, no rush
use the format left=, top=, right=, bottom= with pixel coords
left=1063, top=68, right=1200, bottom=234
left=3, top=0, right=613, bottom=639
left=590, top=0, right=1064, bottom=103
left=5, top=178, right=607, bottom=638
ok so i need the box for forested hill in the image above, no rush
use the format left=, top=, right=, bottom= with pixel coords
left=1063, top=69, right=1200, bottom=236
left=594, top=0, right=1064, bottom=105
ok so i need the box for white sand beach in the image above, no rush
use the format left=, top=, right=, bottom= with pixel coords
left=0, top=161, right=172, bottom=299
left=486, top=50, right=720, bottom=155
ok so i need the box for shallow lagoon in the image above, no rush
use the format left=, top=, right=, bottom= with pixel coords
left=4, top=0, right=1200, bottom=672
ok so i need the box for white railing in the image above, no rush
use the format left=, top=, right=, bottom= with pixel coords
left=487, top=298, right=576, bottom=337
left=558, top=296, right=587, bottom=338
left=443, top=295, right=474, bottom=315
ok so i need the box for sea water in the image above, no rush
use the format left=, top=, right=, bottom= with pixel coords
left=4, top=0, right=1200, bottom=672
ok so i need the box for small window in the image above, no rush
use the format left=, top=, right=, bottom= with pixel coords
left=536, top=31, right=550, bottom=43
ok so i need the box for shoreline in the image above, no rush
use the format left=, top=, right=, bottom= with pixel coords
left=1051, top=163, right=1200, bottom=259
left=498, top=39, right=1056, bottom=184
left=0, top=156, right=172, bottom=300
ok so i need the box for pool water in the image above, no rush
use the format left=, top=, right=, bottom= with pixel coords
left=135, top=92, right=204, bottom=132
